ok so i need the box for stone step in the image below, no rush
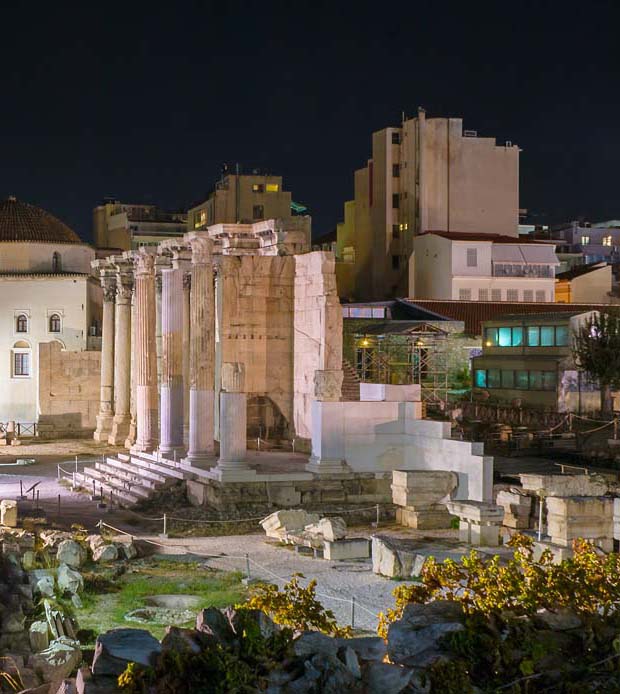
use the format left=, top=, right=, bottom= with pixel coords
left=104, top=457, right=170, bottom=485
left=117, top=452, right=131, bottom=462
left=96, top=461, right=163, bottom=490
left=125, top=454, right=186, bottom=480
left=78, top=467, right=151, bottom=499
left=74, top=472, right=141, bottom=507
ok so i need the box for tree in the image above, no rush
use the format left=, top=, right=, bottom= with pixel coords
left=572, top=309, right=620, bottom=414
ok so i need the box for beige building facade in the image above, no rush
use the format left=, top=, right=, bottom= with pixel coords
left=336, top=109, right=520, bottom=300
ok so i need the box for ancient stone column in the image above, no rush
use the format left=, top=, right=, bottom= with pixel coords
left=124, top=288, right=137, bottom=449
left=185, top=236, right=215, bottom=464
left=132, top=251, right=158, bottom=452
left=182, top=272, right=191, bottom=445
left=93, top=264, right=116, bottom=442
left=159, top=261, right=184, bottom=456
left=108, top=259, right=133, bottom=446
left=217, top=363, right=249, bottom=473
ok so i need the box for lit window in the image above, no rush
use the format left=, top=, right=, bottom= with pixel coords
left=16, top=314, right=28, bottom=333
left=581, top=235, right=590, bottom=245
left=252, top=184, right=265, bottom=193
left=49, top=314, right=61, bottom=333
left=555, top=326, right=569, bottom=346
left=516, top=370, right=529, bottom=389
left=466, top=248, right=477, bottom=267
left=528, top=327, right=540, bottom=346
left=498, top=327, right=512, bottom=347
left=484, top=328, right=498, bottom=346
left=474, top=370, right=487, bottom=388
left=541, top=326, right=555, bottom=346
left=603, top=235, right=613, bottom=246
left=265, top=183, right=279, bottom=193
left=529, top=371, right=543, bottom=390
left=487, top=369, right=501, bottom=388
left=13, top=352, right=29, bottom=377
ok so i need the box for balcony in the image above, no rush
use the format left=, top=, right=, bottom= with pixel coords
left=492, top=263, right=554, bottom=278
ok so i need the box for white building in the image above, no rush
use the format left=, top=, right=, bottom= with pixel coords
left=0, top=197, right=100, bottom=422
left=413, top=231, right=559, bottom=302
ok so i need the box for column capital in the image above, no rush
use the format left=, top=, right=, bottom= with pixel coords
left=132, top=249, right=156, bottom=277
left=109, top=256, right=134, bottom=304
left=100, top=271, right=117, bottom=303
left=186, top=233, right=213, bottom=265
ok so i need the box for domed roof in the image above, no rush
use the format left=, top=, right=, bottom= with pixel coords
left=0, top=196, right=82, bottom=244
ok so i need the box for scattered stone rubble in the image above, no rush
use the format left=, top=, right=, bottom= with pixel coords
left=391, top=470, right=458, bottom=529
left=260, top=510, right=370, bottom=560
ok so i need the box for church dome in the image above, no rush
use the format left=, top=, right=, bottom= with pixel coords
left=0, top=196, right=82, bottom=245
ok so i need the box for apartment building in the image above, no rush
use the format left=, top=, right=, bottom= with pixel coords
left=188, top=170, right=311, bottom=250
left=413, top=231, right=559, bottom=303
left=335, top=109, right=520, bottom=300
left=93, top=200, right=186, bottom=251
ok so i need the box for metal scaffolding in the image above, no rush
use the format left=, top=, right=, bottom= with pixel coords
left=353, top=322, right=449, bottom=407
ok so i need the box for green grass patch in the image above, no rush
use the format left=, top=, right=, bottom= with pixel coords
left=75, top=557, right=246, bottom=643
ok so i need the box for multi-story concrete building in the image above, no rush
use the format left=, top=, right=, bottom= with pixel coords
left=188, top=170, right=311, bottom=250
left=93, top=200, right=187, bottom=251
left=336, top=109, right=520, bottom=300
left=555, top=220, right=620, bottom=264
left=413, top=231, right=559, bottom=303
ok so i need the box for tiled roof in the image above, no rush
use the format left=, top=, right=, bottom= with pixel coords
left=0, top=197, right=82, bottom=244
left=402, top=299, right=609, bottom=336
left=421, top=230, right=556, bottom=244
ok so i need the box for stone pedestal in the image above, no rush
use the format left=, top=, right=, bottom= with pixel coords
left=159, top=266, right=184, bottom=456
left=306, top=400, right=350, bottom=475
left=93, top=268, right=116, bottom=442
left=546, top=496, right=614, bottom=551
left=520, top=473, right=608, bottom=497
left=496, top=489, right=532, bottom=529
left=446, top=501, right=504, bottom=547
left=392, top=470, right=458, bottom=529
left=109, top=262, right=133, bottom=445
left=132, top=251, right=158, bottom=453
left=184, top=236, right=215, bottom=465
left=0, top=499, right=18, bottom=527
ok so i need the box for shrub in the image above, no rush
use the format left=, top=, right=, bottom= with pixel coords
left=245, top=574, right=351, bottom=637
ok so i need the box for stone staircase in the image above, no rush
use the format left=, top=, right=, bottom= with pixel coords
left=74, top=451, right=186, bottom=507
left=341, top=359, right=361, bottom=401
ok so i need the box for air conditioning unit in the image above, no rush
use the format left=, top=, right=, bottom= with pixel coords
left=463, top=130, right=478, bottom=137
left=506, top=140, right=512, bottom=147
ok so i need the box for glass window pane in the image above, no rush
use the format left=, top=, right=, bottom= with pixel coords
left=516, top=370, right=529, bottom=389
left=484, top=328, right=498, bottom=346
left=543, top=371, right=557, bottom=391
left=541, top=327, right=554, bottom=346
left=529, top=371, right=543, bottom=390
left=475, top=370, right=487, bottom=388
left=555, top=326, right=568, bottom=346
left=512, top=327, right=523, bottom=346
left=501, top=370, right=515, bottom=388
left=498, top=328, right=512, bottom=347
left=527, top=327, right=539, bottom=346
left=488, top=369, right=501, bottom=388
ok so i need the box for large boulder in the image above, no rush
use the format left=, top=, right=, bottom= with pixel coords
left=387, top=601, right=465, bottom=668
left=195, top=607, right=234, bottom=643
left=260, top=509, right=320, bottom=540
left=226, top=608, right=278, bottom=640
left=28, top=637, right=81, bottom=684
left=0, top=499, right=18, bottom=528
left=161, top=626, right=215, bottom=656
left=29, top=621, right=50, bottom=652
left=57, top=565, right=83, bottom=596
left=34, top=574, right=55, bottom=599
left=363, top=662, right=415, bottom=694
left=303, top=517, right=347, bottom=543
left=56, top=541, right=86, bottom=569
left=293, top=631, right=340, bottom=659
left=92, top=628, right=161, bottom=676
left=92, top=544, right=118, bottom=563
left=335, top=636, right=387, bottom=662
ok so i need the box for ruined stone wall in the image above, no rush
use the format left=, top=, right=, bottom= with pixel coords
left=293, top=252, right=343, bottom=440
left=217, top=255, right=296, bottom=438
left=37, top=342, right=101, bottom=437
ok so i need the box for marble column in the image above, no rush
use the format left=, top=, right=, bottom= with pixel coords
left=185, top=236, right=215, bottom=464
left=159, top=260, right=184, bottom=456
left=216, top=363, right=250, bottom=478
left=124, top=288, right=137, bottom=449
left=108, top=260, right=133, bottom=446
left=132, top=251, right=158, bottom=452
left=182, top=272, right=191, bottom=446
left=93, top=265, right=116, bottom=442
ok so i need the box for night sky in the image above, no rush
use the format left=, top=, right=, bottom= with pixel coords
left=1, top=0, right=619, bottom=242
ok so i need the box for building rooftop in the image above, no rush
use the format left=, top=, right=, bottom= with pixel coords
left=0, top=197, right=82, bottom=244
left=421, top=230, right=556, bottom=245
left=555, top=262, right=608, bottom=281
left=402, top=299, right=608, bottom=336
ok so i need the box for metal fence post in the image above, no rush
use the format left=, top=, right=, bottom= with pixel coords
left=57, top=464, right=60, bottom=481
left=375, top=504, right=380, bottom=527
left=350, top=596, right=356, bottom=629
left=75, top=455, right=78, bottom=473
left=246, top=553, right=251, bottom=582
